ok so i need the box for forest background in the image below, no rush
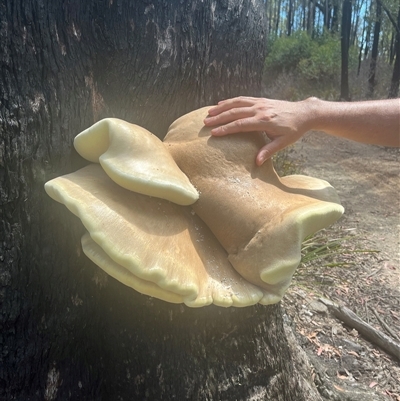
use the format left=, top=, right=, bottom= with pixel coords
left=262, top=0, right=400, bottom=101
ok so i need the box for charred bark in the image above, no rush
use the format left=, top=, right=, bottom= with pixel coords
left=1, top=1, right=323, bottom=400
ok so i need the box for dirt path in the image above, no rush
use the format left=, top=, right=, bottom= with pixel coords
left=282, top=132, right=400, bottom=400
left=292, top=132, right=399, bottom=270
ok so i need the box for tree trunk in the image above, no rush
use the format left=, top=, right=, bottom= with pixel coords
left=276, top=0, right=282, bottom=35
left=389, top=30, right=395, bottom=65
left=364, top=0, right=374, bottom=59
left=388, top=6, right=400, bottom=98
left=331, top=2, right=340, bottom=33
left=287, top=0, right=294, bottom=36
left=267, top=0, right=272, bottom=35
left=340, top=0, right=352, bottom=100
left=302, top=0, right=307, bottom=30
left=358, top=19, right=366, bottom=76
left=0, top=1, right=328, bottom=400
left=307, top=0, right=316, bottom=36
left=324, top=0, right=330, bottom=31
left=367, top=0, right=382, bottom=98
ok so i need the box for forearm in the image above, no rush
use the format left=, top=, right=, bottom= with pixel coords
left=306, top=97, right=400, bottom=147
left=203, top=95, right=399, bottom=165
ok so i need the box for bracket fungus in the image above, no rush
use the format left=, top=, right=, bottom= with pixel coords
left=45, top=164, right=265, bottom=307
left=73, top=118, right=199, bottom=206
left=164, top=107, right=344, bottom=303
left=45, top=107, right=344, bottom=307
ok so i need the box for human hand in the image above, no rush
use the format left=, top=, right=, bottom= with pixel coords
left=204, top=96, right=311, bottom=165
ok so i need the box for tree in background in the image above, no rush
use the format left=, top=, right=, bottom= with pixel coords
left=264, top=0, right=400, bottom=99
left=382, top=1, right=400, bottom=98
left=368, top=0, right=382, bottom=97
left=341, top=0, right=353, bottom=100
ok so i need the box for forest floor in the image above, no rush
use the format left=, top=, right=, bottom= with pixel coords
left=281, top=132, right=400, bottom=400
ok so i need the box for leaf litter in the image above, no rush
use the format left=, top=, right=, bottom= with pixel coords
left=281, top=133, right=400, bottom=400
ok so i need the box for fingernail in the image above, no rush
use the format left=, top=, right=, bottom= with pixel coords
left=256, top=155, right=266, bottom=166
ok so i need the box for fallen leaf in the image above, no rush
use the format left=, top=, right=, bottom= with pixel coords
left=347, top=351, right=359, bottom=357
left=333, top=384, right=345, bottom=392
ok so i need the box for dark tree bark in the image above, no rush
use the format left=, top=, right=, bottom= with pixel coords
left=388, top=6, right=400, bottom=98
left=313, top=0, right=331, bottom=31
left=340, top=0, right=352, bottom=100
left=302, top=0, right=307, bottom=30
left=331, top=1, right=340, bottom=33
left=367, top=0, right=382, bottom=98
left=275, top=0, right=282, bottom=35
left=312, top=0, right=336, bottom=32
left=350, top=0, right=364, bottom=46
left=307, top=0, right=316, bottom=36
left=324, top=0, right=330, bottom=30
left=358, top=19, right=367, bottom=76
left=287, top=0, right=294, bottom=36
left=0, top=1, right=329, bottom=400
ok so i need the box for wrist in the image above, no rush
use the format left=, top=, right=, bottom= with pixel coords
left=298, top=97, right=322, bottom=133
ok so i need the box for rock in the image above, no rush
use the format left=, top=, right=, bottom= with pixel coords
left=342, top=338, right=363, bottom=353
left=309, top=300, right=328, bottom=314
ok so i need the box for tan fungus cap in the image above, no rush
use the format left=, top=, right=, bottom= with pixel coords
left=164, top=107, right=344, bottom=303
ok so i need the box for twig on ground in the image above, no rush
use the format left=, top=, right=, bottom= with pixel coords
left=319, top=297, right=400, bottom=361
left=366, top=267, right=384, bottom=278
left=371, top=307, right=400, bottom=342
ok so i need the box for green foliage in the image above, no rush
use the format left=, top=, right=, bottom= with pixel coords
left=265, top=32, right=316, bottom=76
left=264, top=0, right=399, bottom=99
left=300, top=232, right=379, bottom=268
left=272, top=147, right=298, bottom=176
left=264, top=32, right=359, bottom=99
left=266, top=33, right=359, bottom=83
left=297, top=36, right=341, bottom=82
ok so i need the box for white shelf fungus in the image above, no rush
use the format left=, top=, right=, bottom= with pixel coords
left=45, top=165, right=267, bottom=307
left=74, top=118, right=198, bottom=206
left=45, top=108, right=344, bottom=307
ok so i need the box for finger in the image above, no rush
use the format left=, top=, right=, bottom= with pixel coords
left=204, top=107, right=254, bottom=127
left=216, top=96, right=259, bottom=106
left=207, top=97, right=258, bottom=116
left=256, top=137, right=290, bottom=166
left=210, top=118, right=265, bottom=136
